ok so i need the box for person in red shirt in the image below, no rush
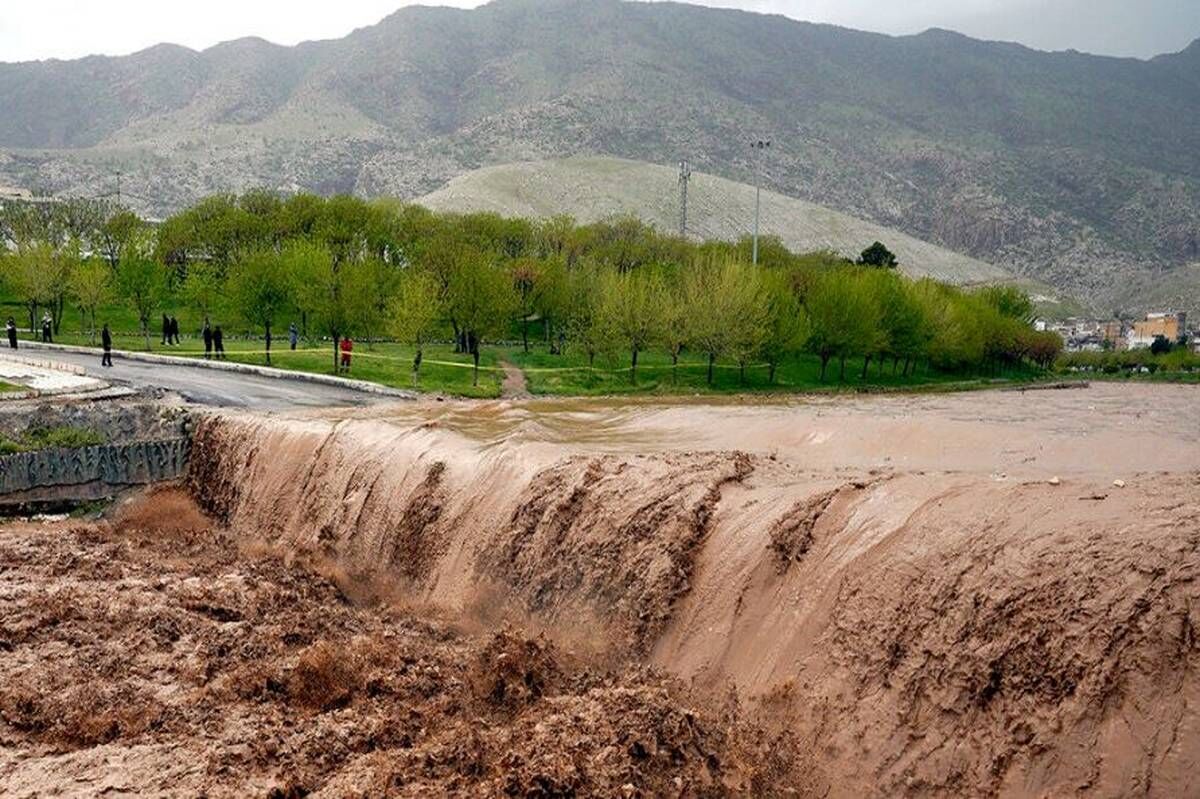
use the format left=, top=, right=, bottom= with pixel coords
left=339, top=336, right=353, bottom=373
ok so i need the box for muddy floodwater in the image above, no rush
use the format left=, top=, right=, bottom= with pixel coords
left=2, top=383, right=1198, bottom=797
left=324, top=381, right=1197, bottom=475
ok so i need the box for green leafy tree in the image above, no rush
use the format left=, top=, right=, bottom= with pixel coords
left=116, top=257, right=168, bottom=351
left=97, top=209, right=146, bottom=271
left=683, top=259, right=767, bottom=384
left=536, top=214, right=580, bottom=262
left=69, top=259, right=113, bottom=344
left=446, top=250, right=515, bottom=386
left=976, top=284, right=1034, bottom=321
left=510, top=257, right=541, bottom=353
left=54, top=198, right=106, bottom=249
left=313, top=195, right=374, bottom=265
left=914, top=281, right=985, bottom=372
left=360, top=257, right=402, bottom=350
left=858, top=241, right=898, bottom=268
left=805, top=269, right=882, bottom=381
left=1028, top=330, right=1063, bottom=367
left=227, top=249, right=294, bottom=365
left=7, top=243, right=59, bottom=335
left=289, top=241, right=372, bottom=372
left=390, top=270, right=444, bottom=385
left=760, top=270, right=809, bottom=384
left=565, top=262, right=613, bottom=371
left=596, top=269, right=662, bottom=383
left=534, top=257, right=569, bottom=352
left=872, top=276, right=930, bottom=377
left=419, top=225, right=470, bottom=351
left=180, top=262, right=225, bottom=329
left=658, top=280, right=690, bottom=383
left=724, top=264, right=771, bottom=384
left=683, top=261, right=732, bottom=385
left=48, top=240, right=82, bottom=334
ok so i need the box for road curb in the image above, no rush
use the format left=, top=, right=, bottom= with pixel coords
left=0, top=351, right=89, bottom=376
left=15, top=341, right=417, bottom=400
left=0, top=351, right=110, bottom=399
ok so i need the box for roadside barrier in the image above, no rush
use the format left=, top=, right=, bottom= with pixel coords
left=0, top=438, right=190, bottom=500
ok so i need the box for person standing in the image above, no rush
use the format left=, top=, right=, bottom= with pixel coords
left=6, top=317, right=17, bottom=350
left=289, top=322, right=299, bottom=351
left=161, top=313, right=170, bottom=346
left=101, top=324, right=113, bottom=367
left=172, top=316, right=181, bottom=345
left=340, top=336, right=353, bottom=373
left=213, top=326, right=226, bottom=360
left=202, top=318, right=213, bottom=360
left=41, top=312, right=52, bottom=343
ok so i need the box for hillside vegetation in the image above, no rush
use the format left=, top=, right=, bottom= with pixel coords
left=0, top=0, right=1197, bottom=312
left=1, top=192, right=1060, bottom=397
left=419, top=156, right=1014, bottom=287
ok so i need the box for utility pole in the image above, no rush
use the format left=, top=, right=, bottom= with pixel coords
left=750, top=140, right=770, bottom=265
left=677, top=160, right=692, bottom=238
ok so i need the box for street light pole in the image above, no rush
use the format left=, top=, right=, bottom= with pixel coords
left=750, top=140, right=770, bottom=265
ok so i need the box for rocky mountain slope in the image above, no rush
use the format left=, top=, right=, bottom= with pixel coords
left=1, top=0, right=1197, bottom=310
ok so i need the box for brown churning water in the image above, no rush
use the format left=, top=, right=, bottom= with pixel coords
left=185, top=383, right=1200, bottom=797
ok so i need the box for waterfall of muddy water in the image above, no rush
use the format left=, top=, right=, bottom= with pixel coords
left=188, top=383, right=1200, bottom=797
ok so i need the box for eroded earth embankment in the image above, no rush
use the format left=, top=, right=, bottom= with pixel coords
left=178, top=384, right=1200, bottom=797
left=2, top=384, right=1198, bottom=796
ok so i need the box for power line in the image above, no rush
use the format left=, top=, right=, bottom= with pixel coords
left=678, top=159, right=692, bottom=238
left=750, top=140, right=770, bottom=265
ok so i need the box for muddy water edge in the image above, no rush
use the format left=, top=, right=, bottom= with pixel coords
left=175, top=383, right=1200, bottom=797
left=2, top=384, right=1197, bottom=796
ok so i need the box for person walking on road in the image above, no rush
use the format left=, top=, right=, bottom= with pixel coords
left=202, top=318, right=213, bottom=360
left=213, top=326, right=226, bottom=360
left=340, top=336, right=354, bottom=373
left=6, top=317, right=17, bottom=350
left=101, top=324, right=113, bottom=367
left=41, top=312, right=52, bottom=343
left=289, top=322, right=299, bottom=351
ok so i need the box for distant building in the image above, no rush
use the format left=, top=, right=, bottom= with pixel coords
left=1037, top=317, right=1128, bottom=352
left=1127, top=312, right=1187, bottom=349
left=1100, top=321, right=1126, bottom=350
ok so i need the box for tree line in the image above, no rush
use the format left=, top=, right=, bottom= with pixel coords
left=0, top=191, right=1061, bottom=386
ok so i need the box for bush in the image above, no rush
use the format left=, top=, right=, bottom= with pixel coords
left=0, top=426, right=106, bottom=454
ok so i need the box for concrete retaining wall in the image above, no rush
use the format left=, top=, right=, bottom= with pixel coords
left=0, top=438, right=190, bottom=502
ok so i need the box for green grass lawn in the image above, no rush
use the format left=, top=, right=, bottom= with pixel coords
left=1055, top=369, right=1200, bottom=385
left=3, top=293, right=1052, bottom=399
left=0, top=381, right=23, bottom=393
left=505, top=346, right=1043, bottom=396
left=0, top=425, right=106, bottom=454
left=4, top=294, right=504, bottom=398
left=24, top=328, right=505, bottom=399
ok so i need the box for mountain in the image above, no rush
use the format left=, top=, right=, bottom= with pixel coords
left=420, top=155, right=1014, bottom=285
left=1, top=0, right=1198, bottom=311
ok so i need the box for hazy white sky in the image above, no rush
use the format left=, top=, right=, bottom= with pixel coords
left=0, top=0, right=1196, bottom=63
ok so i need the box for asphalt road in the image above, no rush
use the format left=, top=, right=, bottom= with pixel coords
left=28, top=348, right=389, bottom=410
